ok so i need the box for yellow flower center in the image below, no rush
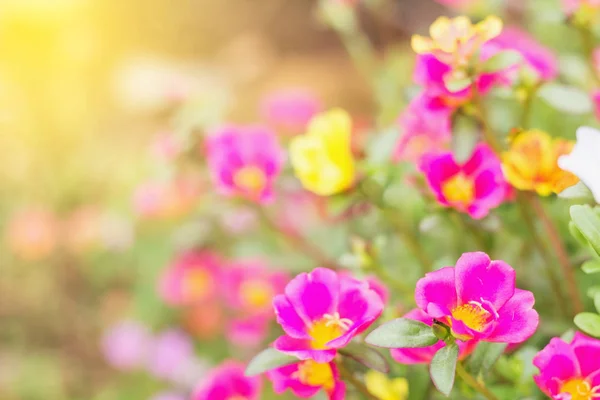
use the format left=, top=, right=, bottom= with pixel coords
left=294, top=360, right=335, bottom=390
left=182, top=268, right=211, bottom=300
left=239, top=279, right=273, bottom=309
left=308, top=312, right=352, bottom=350
left=441, top=173, right=475, bottom=207
left=451, top=302, right=491, bottom=331
left=233, top=166, right=266, bottom=194
left=560, top=378, right=600, bottom=400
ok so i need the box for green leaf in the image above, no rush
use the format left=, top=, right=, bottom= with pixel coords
left=445, top=76, right=473, bottom=93
left=430, top=344, right=459, bottom=397
left=595, top=293, right=600, bottom=314
left=574, top=312, right=600, bottom=338
left=338, top=342, right=390, bottom=373
left=570, top=221, right=588, bottom=246
left=559, top=181, right=594, bottom=201
left=365, top=318, right=438, bottom=348
left=452, top=115, right=479, bottom=163
left=570, top=205, right=600, bottom=256
left=467, top=342, right=508, bottom=376
left=582, top=260, right=600, bottom=274
left=366, top=127, right=401, bottom=165
left=482, top=50, right=523, bottom=73
left=245, top=348, right=299, bottom=376
left=537, top=83, right=593, bottom=114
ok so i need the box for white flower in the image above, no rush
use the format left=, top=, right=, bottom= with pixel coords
left=558, top=126, right=600, bottom=203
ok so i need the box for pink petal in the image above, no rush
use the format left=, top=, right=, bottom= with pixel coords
left=273, top=295, right=310, bottom=339
left=571, top=332, right=600, bottom=378
left=533, top=337, right=580, bottom=397
left=273, top=335, right=337, bottom=363
left=284, top=268, right=339, bottom=324
left=455, top=252, right=515, bottom=310
left=414, top=266, right=457, bottom=318
left=488, top=289, right=538, bottom=343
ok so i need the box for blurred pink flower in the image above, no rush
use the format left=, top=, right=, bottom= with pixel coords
left=391, top=309, right=476, bottom=364
left=487, top=27, right=558, bottom=81
left=133, top=178, right=199, bottom=219
left=260, top=89, right=322, bottom=134
left=394, top=92, right=452, bottom=164
left=159, top=251, right=221, bottom=306
left=219, top=207, right=258, bottom=234
left=151, top=132, right=182, bottom=162
left=419, top=143, right=507, bottom=219
left=205, top=125, right=285, bottom=203
left=101, top=320, right=152, bottom=371
left=415, top=252, right=539, bottom=343
left=273, top=268, right=384, bottom=363
left=63, top=205, right=102, bottom=254
left=277, top=189, right=325, bottom=233
left=6, top=207, right=58, bottom=261
left=434, top=0, right=478, bottom=8
left=225, top=316, right=270, bottom=349
left=146, top=329, right=195, bottom=381
left=184, top=300, right=224, bottom=340
left=267, top=359, right=346, bottom=400
left=193, top=361, right=262, bottom=400
left=222, top=260, right=288, bottom=317
left=593, top=90, right=600, bottom=121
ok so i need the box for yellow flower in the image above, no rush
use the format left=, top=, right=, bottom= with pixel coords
left=289, top=108, right=355, bottom=196
left=365, top=370, right=409, bottom=400
left=502, top=130, right=579, bottom=196
left=411, top=15, right=502, bottom=67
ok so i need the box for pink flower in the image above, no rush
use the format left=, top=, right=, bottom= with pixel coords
left=593, top=90, right=600, bottom=121
left=419, top=143, right=507, bottom=219
left=260, top=89, right=322, bottom=134
left=534, top=332, right=600, bottom=399
left=273, top=268, right=384, bottom=362
left=267, top=359, right=346, bottom=400
left=205, top=125, right=285, bottom=203
left=6, top=207, right=58, bottom=261
left=486, top=27, right=558, bottom=81
left=101, top=320, right=152, bottom=371
left=151, top=132, right=181, bottom=162
left=390, top=309, right=476, bottom=365
left=226, top=316, right=270, bottom=349
left=222, top=261, right=288, bottom=317
left=415, top=252, right=539, bottom=343
left=133, top=178, right=199, bottom=219
left=394, top=92, right=452, bottom=163
left=146, top=329, right=195, bottom=382
left=159, top=251, right=221, bottom=306
left=193, top=361, right=261, bottom=400
left=434, top=0, right=478, bottom=7
left=338, top=271, right=389, bottom=305
left=414, top=54, right=505, bottom=110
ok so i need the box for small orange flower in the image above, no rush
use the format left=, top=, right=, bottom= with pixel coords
left=501, top=130, right=579, bottom=196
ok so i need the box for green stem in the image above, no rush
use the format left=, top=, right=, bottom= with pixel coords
left=337, top=360, right=379, bottom=400
left=456, top=362, right=499, bottom=400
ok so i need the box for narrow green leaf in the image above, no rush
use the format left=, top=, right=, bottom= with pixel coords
left=582, top=260, right=600, bottom=274
left=538, top=83, right=593, bottom=114
left=574, top=312, right=600, bottom=338
left=365, top=318, right=438, bottom=348
left=430, top=344, right=459, bottom=397
left=338, top=342, right=390, bottom=373
left=245, top=348, right=299, bottom=376
left=482, top=50, right=523, bottom=73
left=467, top=342, right=508, bottom=376
left=570, top=205, right=600, bottom=256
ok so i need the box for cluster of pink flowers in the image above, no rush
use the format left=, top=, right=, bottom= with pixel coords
left=158, top=250, right=289, bottom=346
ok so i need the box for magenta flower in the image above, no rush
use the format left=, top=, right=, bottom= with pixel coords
left=225, top=316, right=270, bottom=349
left=193, top=361, right=261, bottom=400
left=267, top=359, right=346, bottom=400
left=260, top=88, right=322, bottom=134
left=419, top=143, right=507, bottom=219
left=101, top=320, right=152, bottom=371
left=593, top=90, right=600, bottom=121
left=205, top=125, right=285, bottom=203
left=486, top=27, right=558, bottom=82
left=222, top=260, right=289, bottom=317
left=273, top=268, right=384, bottom=362
left=394, top=92, right=452, bottom=164
left=158, top=251, right=221, bottom=306
left=415, top=252, right=539, bottom=343
left=390, top=309, right=476, bottom=365
left=534, top=332, right=600, bottom=399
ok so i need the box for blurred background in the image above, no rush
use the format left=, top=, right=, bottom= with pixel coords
left=0, top=0, right=573, bottom=399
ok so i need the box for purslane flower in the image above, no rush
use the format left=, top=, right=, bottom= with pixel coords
left=390, top=309, right=477, bottom=365
left=159, top=251, right=221, bottom=306
left=533, top=332, right=600, bottom=399
left=260, top=88, right=322, bottom=134
left=558, top=126, right=600, bottom=203
left=415, top=252, right=539, bottom=343
left=502, top=129, right=579, bottom=196
left=266, top=359, right=346, bottom=400
left=206, top=125, right=285, bottom=203
left=365, top=370, right=409, bottom=400
left=419, top=144, right=507, bottom=219
left=289, top=109, right=355, bottom=196
left=193, top=361, right=261, bottom=400
left=273, top=268, right=384, bottom=362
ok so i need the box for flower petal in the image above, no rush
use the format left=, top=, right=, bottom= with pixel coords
left=273, top=295, right=310, bottom=339
left=533, top=337, right=580, bottom=397
left=571, top=332, right=600, bottom=378
left=414, top=266, right=457, bottom=318
left=284, top=268, right=339, bottom=324
left=273, top=335, right=337, bottom=363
